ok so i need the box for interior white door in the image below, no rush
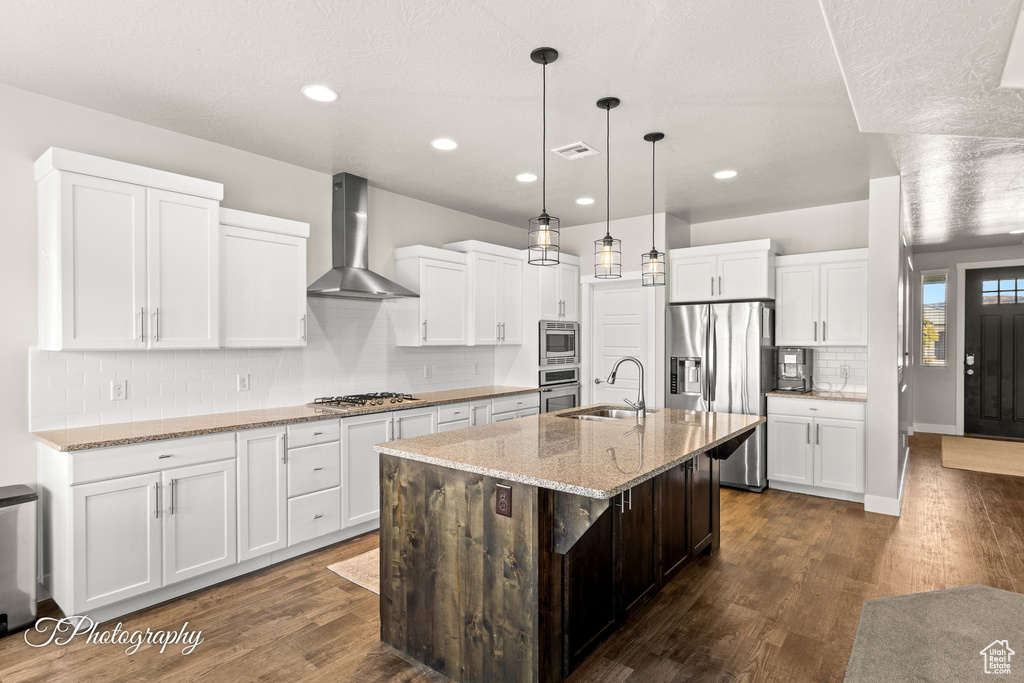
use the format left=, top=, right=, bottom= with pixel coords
left=60, top=172, right=148, bottom=350
left=162, top=459, right=237, bottom=585
left=342, top=414, right=392, bottom=527
left=820, top=261, right=868, bottom=345
left=237, top=427, right=287, bottom=562
left=538, top=264, right=560, bottom=320
left=147, top=189, right=220, bottom=349
left=222, top=226, right=307, bottom=347
left=718, top=252, right=766, bottom=300
left=670, top=256, right=717, bottom=303
left=767, top=415, right=814, bottom=485
left=471, top=253, right=500, bottom=345
left=775, top=265, right=819, bottom=346
left=393, top=408, right=437, bottom=440
left=72, top=472, right=161, bottom=611
left=813, top=417, right=865, bottom=492
left=421, top=259, right=468, bottom=345
left=500, top=257, right=524, bottom=343
left=558, top=263, right=580, bottom=321
left=591, top=279, right=649, bottom=406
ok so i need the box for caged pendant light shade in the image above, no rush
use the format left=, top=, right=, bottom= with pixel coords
left=641, top=132, right=666, bottom=287
left=528, top=47, right=560, bottom=266
left=594, top=97, right=621, bottom=278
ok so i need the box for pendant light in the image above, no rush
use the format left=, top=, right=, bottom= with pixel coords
left=594, top=97, right=621, bottom=278
left=528, top=47, right=560, bottom=266
left=642, top=132, right=666, bottom=287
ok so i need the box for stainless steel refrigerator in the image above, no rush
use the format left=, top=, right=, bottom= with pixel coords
left=666, top=302, right=775, bottom=491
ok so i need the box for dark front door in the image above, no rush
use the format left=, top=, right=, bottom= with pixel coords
left=964, top=267, right=1024, bottom=438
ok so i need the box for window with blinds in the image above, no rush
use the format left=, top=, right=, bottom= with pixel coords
left=921, top=271, right=947, bottom=367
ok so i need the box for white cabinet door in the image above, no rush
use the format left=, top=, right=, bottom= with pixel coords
left=500, top=257, right=524, bottom=342
left=718, top=252, right=767, bottom=300
left=558, top=263, right=580, bottom=321
left=814, top=418, right=865, bottom=493
left=471, top=253, right=500, bottom=345
left=393, top=407, right=437, bottom=440
left=470, top=399, right=492, bottom=426
left=767, top=415, right=813, bottom=485
left=538, top=264, right=560, bottom=320
left=162, top=459, right=237, bottom=585
left=341, top=414, right=392, bottom=528
left=222, top=226, right=307, bottom=347
left=58, top=173, right=148, bottom=350
left=820, top=262, right=867, bottom=346
left=776, top=265, right=820, bottom=346
left=72, top=472, right=161, bottom=611
left=421, top=259, right=468, bottom=345
left=670, top=256, right=716, bottom=303
left=237, top=427, right=287, bottom=562
left=147, top=189, right=220, bottom=349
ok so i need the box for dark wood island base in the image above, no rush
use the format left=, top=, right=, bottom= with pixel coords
left=378, top=425, right=756, bottom=682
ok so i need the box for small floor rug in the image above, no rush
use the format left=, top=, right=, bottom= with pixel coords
left=941, top=435, right=1024, bottom=477
left=845, top=585, right=1024, bottom=682
left=328, top=547, right=379, bottom=595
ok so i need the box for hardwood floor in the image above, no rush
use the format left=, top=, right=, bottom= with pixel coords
left=3, top=433, right=1023, bottom=682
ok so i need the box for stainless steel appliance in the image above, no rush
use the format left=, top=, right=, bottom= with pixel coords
left=539, top=366, right=581, bottom=413
left=308, top=392, right=421, bottom=412
left=539, top=320, right=579, bottom=366
left=0, top=485, right=37, bottom=635
left=776, top=348, right=813, bottom=393
left=667, top=302, right=775, bottom=491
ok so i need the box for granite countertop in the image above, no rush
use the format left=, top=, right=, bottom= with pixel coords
left=32, top=385, right=539, bottom=452
left=375, top=405, right=764, bottom=499
left=766, top=390, right=867, bottom=403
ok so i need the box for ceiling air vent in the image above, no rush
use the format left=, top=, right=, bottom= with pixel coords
left=551, top=141, right=600, bottom=160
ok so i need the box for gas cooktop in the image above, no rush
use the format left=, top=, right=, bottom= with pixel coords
left=308, top=392, right=421, bottom=411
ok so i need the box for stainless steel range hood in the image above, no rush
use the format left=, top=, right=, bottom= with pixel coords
left=307, top=173, right=419, bottom=300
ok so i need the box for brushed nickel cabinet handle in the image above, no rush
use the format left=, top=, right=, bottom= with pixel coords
left=313, top=466, right=324, bottom=471
left=813, top=321, right=817, bottom=342
left=718, top=275, right=722, bottom=296
left=313, top=514, right=323, bottom=520
left=154, top=482, right=160, bottom=519
left=158, top=454, right=174, bottom=459
left=422, top=320, right=427, bottom=342
left=139, top=307, right=145, bottom=342
left=816, top=424, right=820, bottom=445
left=806, top=423, right=811, bottom=444
left=823, top=321, right=827, bottom=342
left=313, top=431, right=323, bottom=436
left=301, top=314, right=307, bottom=341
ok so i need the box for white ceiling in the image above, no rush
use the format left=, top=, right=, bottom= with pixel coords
left=0, top=0, right=893, bottom=228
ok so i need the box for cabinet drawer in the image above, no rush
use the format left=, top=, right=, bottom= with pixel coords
left=491, top=392, right=539, bottom=415
left=287, top=441, right=341, bottom=498
left=287, top=419, right=340, bottom=449
left=767, top=397, right=865, bottom=421
left=70, top=432, right=235, bottom=485
left=437, top=402, right=471, bottom=424
left=437, top=418, right=471, bottom=432
left=287, top=486, right=341, bottom=545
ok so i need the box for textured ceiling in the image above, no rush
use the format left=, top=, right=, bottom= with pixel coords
left=820, top=0, right=1024, bottom=252
left=0, top=0, right=891, bottom=228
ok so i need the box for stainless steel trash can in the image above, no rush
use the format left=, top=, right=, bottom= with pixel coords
left=0, top=485, right=37, bottom=636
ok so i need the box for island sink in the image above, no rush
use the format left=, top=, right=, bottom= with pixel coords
left=558, top=405, right=659, bottom=421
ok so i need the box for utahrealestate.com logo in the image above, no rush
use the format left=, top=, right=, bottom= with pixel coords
left=980, top=640, right=1015, bottom=675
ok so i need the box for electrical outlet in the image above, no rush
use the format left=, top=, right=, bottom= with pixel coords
left=423, top=365, right=432, bottom=379
left=110, top=380, right=127, bottom=401
left=840, top=365, right=851, bottom=379
left=237, top=374, right=250, bottom=391
left=496, top=484, right=512, bottom=517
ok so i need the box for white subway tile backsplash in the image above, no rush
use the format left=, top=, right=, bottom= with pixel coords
left=810, top=345, right=867, bottom=392
left=29, top=297, right=497, bottom=431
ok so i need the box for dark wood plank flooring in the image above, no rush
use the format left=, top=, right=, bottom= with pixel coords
left=2, top=433, right=1022, bottom=682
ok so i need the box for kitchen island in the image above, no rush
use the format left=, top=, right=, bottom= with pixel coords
left=374, top=405, right=762, bottom=682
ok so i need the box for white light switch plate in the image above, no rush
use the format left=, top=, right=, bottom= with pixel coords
left=423, top=366, right=432, bottom=379
left=110, top=380, right=127, bottom=401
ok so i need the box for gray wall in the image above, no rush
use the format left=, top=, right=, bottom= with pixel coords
left=912, top=244, right=1024, bottom=431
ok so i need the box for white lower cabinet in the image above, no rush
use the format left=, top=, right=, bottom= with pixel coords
left=393, top=407, right=437, bottom=440
left=161, top=459, right=237, bottom=585
left=288, top=487, right=342, bottom=546
left=341, top=413, right=393, bottom=528
left=237, top=427, right=287, bottom=562
left=767, top=398, right=865, bottom=500
left=470, top=399, right=492, bottom=427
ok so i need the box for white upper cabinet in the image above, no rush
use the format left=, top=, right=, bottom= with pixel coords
left=220, top=209, right=309, bottom=348
left=394, top=246, right=468, bottom=346
left=556, top=263, right=579, bottom=321
left=35, top=148, right=224, bottom=351
left=668, top=240, right=780, bottom=304
left=444, top=241, right=524, bottom=344
left=775, top=249, right=867, bottom=347
left=534, top=258, right=579, bottom=322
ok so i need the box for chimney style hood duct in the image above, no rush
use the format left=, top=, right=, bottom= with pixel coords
left=307, top=173, right=419, bottom=300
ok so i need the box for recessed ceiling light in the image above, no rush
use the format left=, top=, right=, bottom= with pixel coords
left=1010, top=229, right=1024, bottom=234
left=301, top=84, right=338, bottom=102
left=576, top=197, right=595, bottom=205
left=431, top=138, right=458, bottom=151
left=516, top=173, right=538, bottom=183
left=713, top=169, right=738, bottom=180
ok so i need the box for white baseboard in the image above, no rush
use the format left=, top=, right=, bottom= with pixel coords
left=913, top=422, right=958, bottom=435
left=768, top=480, right=864, bottom=504
left=864, top=454, right=910, bottom=517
